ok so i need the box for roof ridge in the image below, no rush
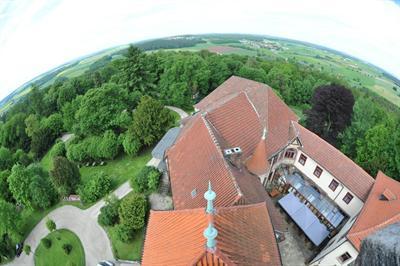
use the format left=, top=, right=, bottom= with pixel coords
left=244, top=91, right=260, bottom=118
left=348, top=212, right=400, bottom=238
left=149, top=208, right=205, bottom=215
left=201, top=115, right=244, bottom=200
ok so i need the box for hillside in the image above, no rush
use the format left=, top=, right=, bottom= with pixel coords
left=1, top=34, right=399, bottom=114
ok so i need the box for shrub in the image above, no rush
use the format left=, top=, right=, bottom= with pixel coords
left=115, top=223, right=134, bottom=243
left=50, top=156, right=81, bottom=197
left=78, top=173, right=112, bottom=203
left=50, top=141, right=66, bottom=158
left=122, top=133, right=142, bottom=156
left=41, top=238, right=52, bottom=249
left=23, top=245, right=31, bottom=255
left=99, top=130, right=120, bottom=159
left=46, top=218, right=56, bottom=232
left=118, top=193, right=147, bottom=230
left=62, top=243, right=72, bottom=255
left=130, top=166, right=160, bottom=193
left=147, top=169, right=161, bottom=192
left=98, top=195, right=120, bottom=227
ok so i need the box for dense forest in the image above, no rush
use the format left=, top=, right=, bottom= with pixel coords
left=0, top=45, right=399, bottom=261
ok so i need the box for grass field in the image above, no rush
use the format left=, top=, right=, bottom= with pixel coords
left=34, top=229, right=85, bottom=266
left=106, top=223, right=145, bottom=260
left=41, top=145, right=152, bottom=188
left=78, top=149, right=152, bottom=187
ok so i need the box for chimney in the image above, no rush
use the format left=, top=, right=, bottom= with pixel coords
left=224, top=147, right=243, bottom=168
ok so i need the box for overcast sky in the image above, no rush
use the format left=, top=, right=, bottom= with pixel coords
left=0, top=0, right=399, bottom=101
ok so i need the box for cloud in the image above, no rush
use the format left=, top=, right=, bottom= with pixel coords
left=0, top=0, right=399, bottom=100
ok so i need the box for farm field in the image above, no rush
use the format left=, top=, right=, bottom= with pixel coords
left=1, top=34, right=399, bottom=113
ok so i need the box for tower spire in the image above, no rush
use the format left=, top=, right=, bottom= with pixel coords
left=203, top=181, right=218, bottom=249
left=204, top=181, right=216, bottom=214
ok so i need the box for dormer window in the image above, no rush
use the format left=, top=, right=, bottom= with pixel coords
left=284, top=149, right=296, bottom=159
left=298, top=154, right=307, bottom=165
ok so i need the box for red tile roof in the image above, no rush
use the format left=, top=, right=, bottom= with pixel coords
left=292, top=122, right=375, bottom=201
left=347, top=171, right=400, bottom=250
left=247, top=135, right=270, bottom=176
left=206, top=92, right=262, bottom=160
left=142, top=203, right=282, bottom=266
left=167, top=114, right=241, bottom=210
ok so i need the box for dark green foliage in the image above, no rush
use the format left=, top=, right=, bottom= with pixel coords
left=61, top=97, right=82, bottom=132
left=13, top=149, right=32, bottom=166
left=147, top=169, right=161, bottom=192
left=75, top=83, right=129, bottom=135
left=41, top=238, right=52, bottom=249
left=98, top=195, right=120, bottom=227
left=114, top=223, right=134, bottom=243
left=355, top=121, right=399, bottom=178
left=46, top=218, right=56, bottom=232
left=0, top=234, right=15, bottom=261
left=131, top=96, right=175, bottom=146
left=306, top=84, right=355, bottom=146
left=0, top=147, right=13, bottom=171
left=118, top=193, right=147, bottom=230
left=113, top=46, right=155, bottom=93
left=8, top=164, right=57, bottom=210
left=66, top=131, right=121, bottom=162
left=340, top=97, right=387, bottom=159
left=0, top=170, right=13, bottom=202
left=159, top=53, right=210, bottom=107
left=98, top=130, right=120, bottom=160
left=131, top=166, right=161, bottom=193
left=62, top=243, right=72, bottom=255
left=0, top=113, right=30, bottom=151
left=23, top=244, right=31, bottom=255
left=0, top=199, right=21, bottom=241
left=50, top=141, right=66, bottom=158
left=136, top=38, right=205, bottom=51
left=50, top=156, right=80, bottom=197
left=78, top=173, right=112, bottom=203
left=238, top=65, right=267, bottom=83
left=122, top=132, right=142, bottom=156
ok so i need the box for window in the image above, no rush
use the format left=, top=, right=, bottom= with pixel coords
left=313, top=166, right=323, bottom=178
left=343, top=193, right=354, bottom=204
left=338, top=252, right=352, bottom=263
left=298, top=154, right=307, bottom=165
left=284, top=149, right=296, bottom=159
left=329, top=180, right=339, bottom=191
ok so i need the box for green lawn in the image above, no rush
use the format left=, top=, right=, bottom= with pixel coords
left=34, top=229, right=85, bottom=266
left=106, top=226, right=145, bottom=261
left=41, top=146, right=152, bottom=188
left=79, top=149, right=152, bottom=187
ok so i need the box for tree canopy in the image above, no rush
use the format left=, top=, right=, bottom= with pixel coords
left=306, top=84, right=355, bottom=146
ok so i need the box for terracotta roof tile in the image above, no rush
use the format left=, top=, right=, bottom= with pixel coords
left=142, top=203, right=282, bottom=266
left=246, top=136, right=270, bottom=176
left=293, top=122, right=374, bottom=201
left=205, top=92, right=262, bottom=160
left=168, top=114, right=240, bottom=210
left=347, top=171, right=400, bottom=250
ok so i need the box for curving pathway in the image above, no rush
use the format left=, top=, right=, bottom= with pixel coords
left=8, top=106, right=189, bottom=266
left=165, top=106, right=189, bottom=120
